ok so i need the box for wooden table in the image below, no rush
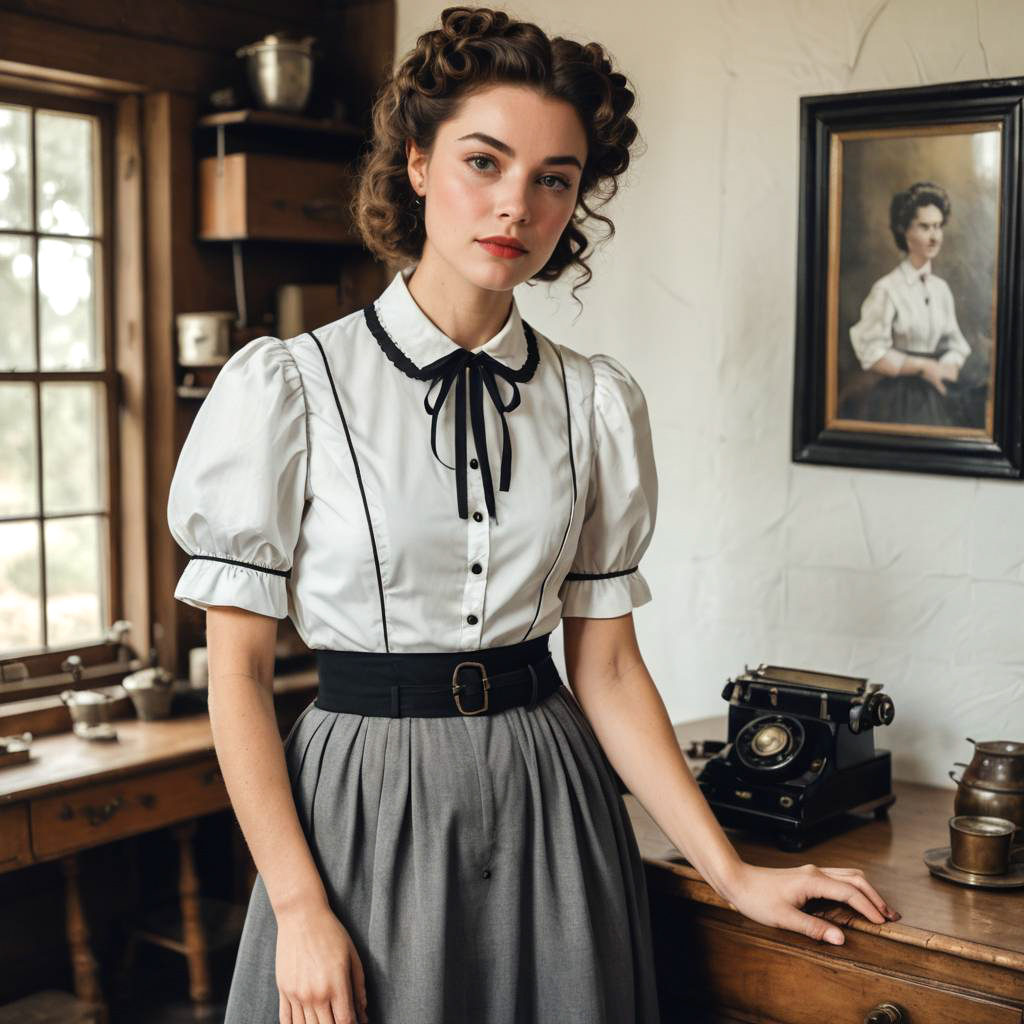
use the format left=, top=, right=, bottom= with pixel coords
left=625, top=716, right=1024, bottom=1024
left=0, top=670, right=316, bottom=1022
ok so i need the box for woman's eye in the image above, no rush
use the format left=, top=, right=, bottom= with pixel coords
left=539, top=174, right=570, bottom=192
left=466, top=155, right=570, bottom=192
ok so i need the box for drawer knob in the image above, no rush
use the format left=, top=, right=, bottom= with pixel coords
left=83, top=795, right=124, bottom=827
left=865, top=1003, right=906, bottom=1023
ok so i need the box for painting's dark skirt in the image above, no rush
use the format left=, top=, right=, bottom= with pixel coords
left=862, top=347, right=963, bottom=427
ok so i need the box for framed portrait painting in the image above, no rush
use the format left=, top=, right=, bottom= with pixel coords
left=793, top=77, right=1023, bottom=478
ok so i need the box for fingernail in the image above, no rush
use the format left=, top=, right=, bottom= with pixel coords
left=827, top=929, right=844, bottom=944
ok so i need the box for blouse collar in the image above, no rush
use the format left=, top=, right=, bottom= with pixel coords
left=369, top=264, right=534, bottom=375
left=362, top=264, right=540, bottom=524
left=899, top=257, right=933, bottom=282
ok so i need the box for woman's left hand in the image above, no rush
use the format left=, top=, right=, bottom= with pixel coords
left=722, top=861, right=901, bottom=946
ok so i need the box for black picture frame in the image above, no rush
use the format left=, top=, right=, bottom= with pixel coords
left=793, top=76, right=1023, bottom=478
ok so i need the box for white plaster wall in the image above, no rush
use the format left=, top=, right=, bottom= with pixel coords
left=395, top=0, right=1024, bottom=787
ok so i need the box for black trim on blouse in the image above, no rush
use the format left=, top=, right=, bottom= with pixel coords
left=364, top=300, right=539, bottom=524
left=188, top=554, right=291, bottom=578
left=564, top=566, right=639, bottom=581
left=523, top=340, right=578, bottom=642
left=308, top=328, right=391, bottom=653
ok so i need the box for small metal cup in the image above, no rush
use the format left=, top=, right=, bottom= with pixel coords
left=948, top=815, right=1016, bottom=875
left=60, top=689, right=115, bottom=727
left=122, top=668, right=175, bottom=722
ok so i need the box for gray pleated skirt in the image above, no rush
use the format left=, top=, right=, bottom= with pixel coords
left=223, top=682, right=661, bottom=1023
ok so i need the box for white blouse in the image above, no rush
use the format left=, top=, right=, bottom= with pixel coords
left=166, top=265, right=658, bottom=653
left=849, top=257, right=972, bottom=373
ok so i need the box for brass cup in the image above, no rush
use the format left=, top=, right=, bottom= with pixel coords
left=948, top=815, right=1016, bottom=875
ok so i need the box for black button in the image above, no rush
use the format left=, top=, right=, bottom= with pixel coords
left=469, top=458, right=479, bottom=469
left=482, top=869, right=491, bottom=879
left=471, top=563, right=482, bottom=574
left=473, top=511, right=483, bottom=522
left=467, top=614, right=478, bottom=625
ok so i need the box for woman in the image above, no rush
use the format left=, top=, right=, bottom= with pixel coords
left=167, top=8, right=899, bottom=1023
left=848, top=180, right=972, bottom=426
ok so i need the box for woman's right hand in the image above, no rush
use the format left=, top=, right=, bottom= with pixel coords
left=275, top=900, right=370, bottom=1023
left=919, top=359, right=949, bottom=395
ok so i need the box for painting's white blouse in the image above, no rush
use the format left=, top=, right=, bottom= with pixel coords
left=166, top=265, right=658, bottom=653
left=849, top=257, right=972, bottom=372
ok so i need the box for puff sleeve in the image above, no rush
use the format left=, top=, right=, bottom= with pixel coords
left=558, top=354, right=658, bottom=619
left=166, top=336, right=308, bottom=619
left=849, top=280, right=899, bottom=371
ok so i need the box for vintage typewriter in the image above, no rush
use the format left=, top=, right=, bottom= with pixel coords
left=693, top=664, right=896, bottom=850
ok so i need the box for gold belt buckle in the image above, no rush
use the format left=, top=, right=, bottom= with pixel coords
left=451, top=661, right=489, bottom=715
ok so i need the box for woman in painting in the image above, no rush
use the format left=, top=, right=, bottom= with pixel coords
left=849, top=181, right=971, bottom=427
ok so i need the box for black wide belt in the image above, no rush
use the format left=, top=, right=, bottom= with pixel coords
left=314, top=633, right=562, bottom=717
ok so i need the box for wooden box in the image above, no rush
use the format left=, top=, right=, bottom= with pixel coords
left=198, top=152, right=360, bottom=244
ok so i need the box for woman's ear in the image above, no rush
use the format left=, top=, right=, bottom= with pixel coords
left=406, top=138, right=427, bottom=197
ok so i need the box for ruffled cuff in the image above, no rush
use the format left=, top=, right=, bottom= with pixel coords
left=559, top=568, right=652, bottom=619
left=173, top=555, right=289, bottom=619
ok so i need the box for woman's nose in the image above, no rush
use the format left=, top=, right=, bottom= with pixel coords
left=496, top=187, right=530, bottom=221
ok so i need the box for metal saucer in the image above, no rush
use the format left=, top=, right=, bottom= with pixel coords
left=923, top=845, right=1024, bottom=889
left=72, top=720, right=119, bottom=742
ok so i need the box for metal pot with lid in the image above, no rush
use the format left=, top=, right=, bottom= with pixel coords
left=949, top=737, right=1024, bottom=838
left=954, top=737, right=1024, bottom=792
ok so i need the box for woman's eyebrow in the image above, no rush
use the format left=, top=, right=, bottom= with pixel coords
left=457, top=131, right=582, bottom=169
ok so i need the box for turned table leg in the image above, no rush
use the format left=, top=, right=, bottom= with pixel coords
left=171, top=819, right=213, bottom=1015
left=60, top=854, right=108, bottom=1024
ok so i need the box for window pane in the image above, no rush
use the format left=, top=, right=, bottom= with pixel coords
left=0, top=382, right=39, bottom=517
left=42, top=381, right=106, bottom=514
left=0, top=520, right=43, bottom=653
left=35, top=110, right=95, bottom=237
left=0, top=233, right=36, bottom=370
left=45, top=514, right=105, bottom=646
left=39, top=237, right=101, bottom=370
left=0, top=104, right=31, bottom=231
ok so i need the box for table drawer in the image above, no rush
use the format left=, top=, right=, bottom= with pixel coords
left=0, top=802, right=32, bottom=871
left=695, top=920, right=1021, bottom=1024
left=30, top=759, right=229, bottom=858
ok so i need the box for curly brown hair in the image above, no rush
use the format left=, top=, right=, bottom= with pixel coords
left=350, top=5, right=643, bottom=306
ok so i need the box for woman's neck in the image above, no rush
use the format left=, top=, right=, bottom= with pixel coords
left=406, top=246, right=514, bottom=352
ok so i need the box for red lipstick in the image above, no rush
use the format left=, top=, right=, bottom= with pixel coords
left=477, top=236, right=528, bottom=259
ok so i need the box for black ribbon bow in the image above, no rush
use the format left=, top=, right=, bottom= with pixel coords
left=363, top=302, right=539, bottom=522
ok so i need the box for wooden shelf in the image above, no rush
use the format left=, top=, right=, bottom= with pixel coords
left=197, top=107, right=363, bottom=139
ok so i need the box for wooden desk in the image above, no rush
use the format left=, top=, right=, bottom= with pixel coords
left=0, top=670, right=316, bottom=1021
left=625, top=716, right=1024, bottom=1024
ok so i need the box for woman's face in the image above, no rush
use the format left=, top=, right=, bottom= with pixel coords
left=904, top=203, right=944, bottom=263
left=406, top=84, right=588, bottom=291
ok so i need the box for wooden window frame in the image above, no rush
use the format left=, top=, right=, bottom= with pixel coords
left=0, top=75, right=149, bottom=707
